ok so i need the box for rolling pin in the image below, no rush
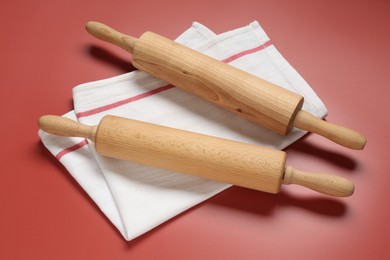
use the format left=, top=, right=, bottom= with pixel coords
left=38, top=115, right=354, bottom=197
left=85, top=21, right=366, bottom=150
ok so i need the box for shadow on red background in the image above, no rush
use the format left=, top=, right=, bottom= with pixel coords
left=86, top=45, right=137, bottom=74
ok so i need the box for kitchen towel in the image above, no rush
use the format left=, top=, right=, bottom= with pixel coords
left=39, top=21, right=327, bottom=241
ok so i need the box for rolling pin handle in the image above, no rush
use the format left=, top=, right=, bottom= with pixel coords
left=38, top=115, right=97, bottom=142
left=282, top=166, right=354, bottom=197
left=85, top=21, right=138, bottom=53
left=293, top=110, right=366, bottom=150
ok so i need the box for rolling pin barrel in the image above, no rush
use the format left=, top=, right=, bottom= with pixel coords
left=39, top=115, right=354, bottom=197
left=132, top=31, right=304, bottom=135
left=85, top=21, right=366, bottom=150
left=95, top=115, right=285, bottom=193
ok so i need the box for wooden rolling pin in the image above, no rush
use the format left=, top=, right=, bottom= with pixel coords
left=85, top=21, right=366, bottom=150
left=38, top=115, right=354, bottom=197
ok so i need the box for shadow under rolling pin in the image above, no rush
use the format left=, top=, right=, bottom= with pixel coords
left=85, top=21, right=366, bottom=150
left=39, top=115, right=354, bottom=197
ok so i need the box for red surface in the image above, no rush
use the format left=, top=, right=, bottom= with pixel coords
left=1, top=0, right=389, bottom=259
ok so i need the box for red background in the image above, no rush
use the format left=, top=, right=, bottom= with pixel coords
left=1, top=0, right=389, bottom=259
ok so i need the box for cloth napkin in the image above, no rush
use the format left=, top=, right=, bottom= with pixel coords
left=39, top=21, right=327, bottom=241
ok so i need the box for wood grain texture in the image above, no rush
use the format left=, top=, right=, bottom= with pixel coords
left=96, top=115, right=286, bottom=193
left=132, top=32, right=304, bottom=135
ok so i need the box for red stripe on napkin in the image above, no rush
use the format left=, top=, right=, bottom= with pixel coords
left=222, top=41, right=272, bottom=63
left=56, top=139, right=89, bottom=160
left=76, top=84, right=174, bottom=118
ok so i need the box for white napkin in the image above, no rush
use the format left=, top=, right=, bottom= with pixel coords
left=39, top=21, right=327, bottom=241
